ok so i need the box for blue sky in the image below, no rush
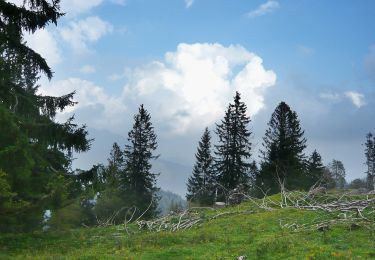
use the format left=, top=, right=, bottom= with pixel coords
left=9, top=0, right=375, bottom=195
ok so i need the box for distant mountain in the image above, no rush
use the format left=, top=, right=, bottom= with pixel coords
left=157, top=190, right=187, bottom=216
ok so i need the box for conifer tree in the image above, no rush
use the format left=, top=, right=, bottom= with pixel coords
left=365, top=133, right=375, bottom=191
left=328, top=160, right=346, bottom=189
left=106, top=142, right=124, bottom=187
left=0, top=0, right=90, bottom=231
left=186, top=127, right=215, bottom=204
left=306, top=150, right=325, bottom=188
left=122, top=105, right=159, bottom=219
left=215, top=92, right=252, bottom=194
left=257, top=102, right=307, bottom=194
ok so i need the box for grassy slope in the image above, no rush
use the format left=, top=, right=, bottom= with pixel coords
left=1, top=195, right=375, bottom=259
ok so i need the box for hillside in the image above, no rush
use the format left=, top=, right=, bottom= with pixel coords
left=1, top=191, right=375, bottom=259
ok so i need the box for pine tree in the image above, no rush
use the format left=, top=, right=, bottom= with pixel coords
left=306, top=150, right=325, bottom=188
left=122, top=105, right=160, bottom=219
left=365, top=133, right=375, bottom=191
left=215, top=92, right=252, bottom=195
left=186, top=127, right=215, bottom=205
left=0, top=1, right=90, bottom=231
left=257, top=102, right=307, bottom=194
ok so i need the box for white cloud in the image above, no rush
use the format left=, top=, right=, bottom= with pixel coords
left=123, top=43, right=276, bottom=133
left=185, top=0, right=194, bottom=8
left=24, top=29, right=61, bottom=66
left=345, top=91, right=366, bottom=108
left=60, top=16, right=113, bottom=53
left=80, top=65, right=96, bottom=74
left=39, top=78, right=127, bottom=129
left=248, top=0, right=280, bottom=18
left=40, top=43, right=276, bottom=135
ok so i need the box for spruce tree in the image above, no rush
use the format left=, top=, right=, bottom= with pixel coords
left=122, top=105, right=159, bottom=219
left=257, top=102, right=307, bottom=194
left=306, top=150, right=325, bottom=188
left=0, top=1, right=90, bottom=231
left=106, top=142, right=124, bottom=187
left=186, top=127, right=215, bottom=205
left=215, top=92, right=252, bottom=195
left=365, top=133, right=375, bottom=191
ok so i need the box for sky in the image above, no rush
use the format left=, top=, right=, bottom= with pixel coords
left=8, top=0, right=375, bottom=196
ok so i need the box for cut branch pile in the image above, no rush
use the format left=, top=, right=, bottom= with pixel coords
left=136, top=207, right=254, bottom=232
left=276, top=186, right=375, bottom=232
left=136, top=209, right=202, bottom=232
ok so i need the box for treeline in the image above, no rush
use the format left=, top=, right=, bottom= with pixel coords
left=186, top=93, right=375, bottom=205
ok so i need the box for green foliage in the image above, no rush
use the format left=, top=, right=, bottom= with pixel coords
left=0, top=0, right=91, bottom=231
left=0, top=170, right=17, bottom=212
left=214, top=92, right=253, bottom=197
left=328, top=160, right=346, bottom=189
left=92, top=105, right=161, bottom=223
left=94, top=188, right=129, bottom=224
left=186, top=127, right=216, bottom=205
left=257, top=101, right=307, bottom=194
left=122, top=105, right=160, bottom=219
left=306, top=150, right=325, bottom=188
left=348, top=178, right=367, bottom=189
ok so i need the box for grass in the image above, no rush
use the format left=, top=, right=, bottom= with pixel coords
left=1, top=193, right=375, bottom=259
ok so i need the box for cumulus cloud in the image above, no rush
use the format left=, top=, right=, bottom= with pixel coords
left=60, top=16, right=113, bottom=53
left=248, top=0, right=280, bottom=18
left=80, top=65, right=96, bottom=74
left=123, top=43, right=276, bottom=133
left=345, top=91, right=366, bottom=108
left=185, top=0, right=194, bottom=8
left=24, top=29, right=61, bottom=66
left=39, top=78, right=127, bottom=129
left=40, top=43, right=276, bottom=134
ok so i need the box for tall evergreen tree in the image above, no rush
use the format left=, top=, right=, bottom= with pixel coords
left=122, top=105, right=159, bottom=219
left=186, top=127, right=215, bottom=205
left=215, top=92, right=252, bottom=194
left=0, top=1, right=90, bottom=231
left=306, top=150, right=325, bottom=188
left=257, top=102, right=307, bottom=194
left=365, top=133, right=375, bottom=191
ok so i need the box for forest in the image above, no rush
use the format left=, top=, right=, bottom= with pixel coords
left=1, top=1, right=375, bottom=259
